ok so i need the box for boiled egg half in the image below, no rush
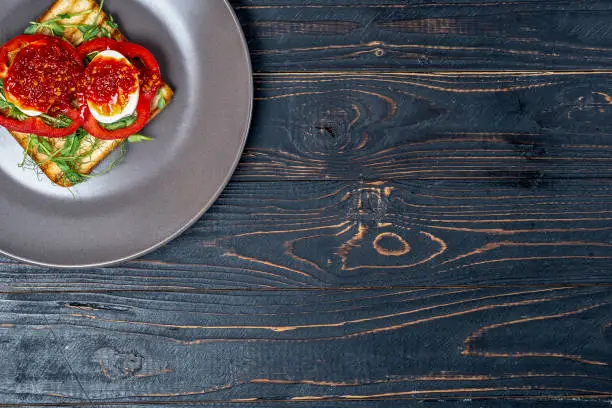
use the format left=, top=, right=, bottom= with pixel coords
left=84, top=50, right=140, bottom=124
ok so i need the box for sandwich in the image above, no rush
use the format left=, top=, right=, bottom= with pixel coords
left=0, top=0, right=173, bottom=187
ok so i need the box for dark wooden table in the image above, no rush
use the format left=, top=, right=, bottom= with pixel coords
left=1, top=0, right=612, bottom=406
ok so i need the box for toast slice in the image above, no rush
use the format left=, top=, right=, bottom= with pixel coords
left=9, top=0, right=174, bottom=187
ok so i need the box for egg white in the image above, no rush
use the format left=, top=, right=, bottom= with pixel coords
left=86, top=50, right=140, bottom=124
left=5, top=92, right=43, bottom=117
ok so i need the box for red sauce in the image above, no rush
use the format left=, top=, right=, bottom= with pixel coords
left=5, top=41, right=82, bottom=113
left=132, top=58, right=161, bottom=95
left=82, top=55, right=139, bottom=116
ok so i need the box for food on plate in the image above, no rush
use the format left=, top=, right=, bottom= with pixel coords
left=0, top=0, right=174, bottom=187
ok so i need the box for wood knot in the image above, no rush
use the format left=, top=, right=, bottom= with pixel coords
left=373, top=48, right=385, bottom=57
left=94, top=348, right=143, bottom=381
left=347, top=185, right=390, bottom=225
left=373, top=232, right=411, bottom=256
left=336, top=225, right=447, bottom=272
left=307, top=103, right=366, bottom=157
left=315, top=106, right=351, bottom=152
left=316, top=124, right=339, bottom=140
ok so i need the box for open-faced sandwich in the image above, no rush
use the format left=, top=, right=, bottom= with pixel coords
left=0, top=0, right=173, bottom=187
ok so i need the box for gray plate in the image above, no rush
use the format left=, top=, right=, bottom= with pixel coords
left=0, top=0, right=252, bottom=267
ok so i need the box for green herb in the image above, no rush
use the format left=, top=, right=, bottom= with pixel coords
left=55, top=159, right=85, bottom=184
left=0, top=81, right=27, bottom=121
left=24, top=9, right=93, bottom=36
left=24, top=0, right=118, bottom=42
left=156, top=88, right=167, bottom=110
left=37, top=137, right=53, bottom=155
left=78, top=24, right=102, bottom=42
left=40, top=113, right=72, bottom=129
left=19, top=129, right=117, bottom=186
left=106, top=14, right=119, bottom=31
left=128, top=134, right=153, bottom=143
left=77, top=0, right=114, bottom=42
left=85, top=51, right=100, bottom=64
left=19, top=136, right=35, bottom=168
left=0, top=98, right=27, bottom=121
left=19, top=127, right=137, bottom=187
left=99, top=114, right=137, bottom=131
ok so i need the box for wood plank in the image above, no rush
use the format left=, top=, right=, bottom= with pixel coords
left=2, top=401, right=609, bottom=407
left=237, top=72, right=612, bottom=181
left=58, top=403, right=612, bottom=408
left=0, top=287, right=609, bottom=404
left=229, top=0, right=612, bottom=71
left=2, top=179, right=612, bottom=290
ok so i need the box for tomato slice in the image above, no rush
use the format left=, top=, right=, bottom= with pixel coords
left=0, top=103, right=83, bottom=138
left=77, top=38, right=162, bottom=140
left=0, top=35, right=47, bottom=78
left=82, top=93, right=153, bottom=140
left=0, top=35, right=84, bottom=138
left=0, top=35, right=80, bottom=78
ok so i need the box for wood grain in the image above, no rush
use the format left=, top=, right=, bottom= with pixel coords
left=1, top=179, right=612, bottom=290
left=56, top=403, right=612, bottom=408
left=0, top=287, right=609, bottom=404
left=51, top=404, right=610, bottom=408
left=235, top=71, right=612, bottom=180
left=26, top=403, right=612, bottom=408
left=230, top=0, right=612, bottom=71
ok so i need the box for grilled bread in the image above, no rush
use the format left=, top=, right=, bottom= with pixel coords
left=9, top=0, right=173, bottom=187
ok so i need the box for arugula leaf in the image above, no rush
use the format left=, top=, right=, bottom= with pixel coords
left=99, top=114, right=137, bottom=131
left=24, top=0, right=115, bottom=42
left=40, top=113, right=73, bottom=129
left=62, top=132, right=80, bottom=157
left=24, top=24, right=39, bottom=34
left=101, top=27, right=112, bottom=38
left=79, top=23, right=113, bottom=41
left=29, top=136, right=40, bottom=149
left=53, top=159, right=85, bottom=184
left=77, top=0, right=111, bottom=42
left=128, top=134, right=153, bottom=143
left=37, top=138, right=53, bottom=155
left=6, top=106, right=27, bottom=121
left=47, top=21, right=65, bottom=36
left=22, top=128, right=130, bottom=186
left=23, top=131, right=93, bottom=186
left=106, top=14, right=119, bottom=30
left=79, top=24, right=102, bottom=42
left=25, top=20, right=65, bottom=36
left=76, top=127, right=89, bottom=139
